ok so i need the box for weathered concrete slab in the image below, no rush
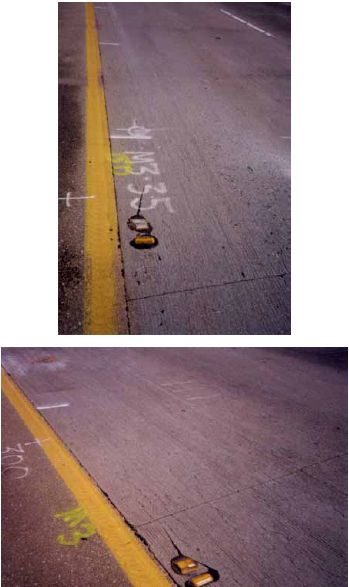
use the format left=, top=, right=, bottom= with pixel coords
left=142, top=459, right=346, bottom=586
left=128, top=274, right=290, bottom=334
left=96, top=2, right=291, bottom=333
left=2, top=348, right=346, bottom=586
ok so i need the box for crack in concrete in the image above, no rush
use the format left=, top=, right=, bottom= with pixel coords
left=136, top=451, right=347, bottom=530
left=128, top=272, right=290, bottom=303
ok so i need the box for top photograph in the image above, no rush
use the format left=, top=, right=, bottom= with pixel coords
left=58, top=2, right=291, bottom=335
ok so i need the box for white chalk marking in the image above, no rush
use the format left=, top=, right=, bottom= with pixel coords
left=124, top=152, right=155, bottom=162
left=110, top=121, right=166, bottom=140
left=58, top=192, right=96, bottom=208
left=161, top=381, right=192, bottom=386
left=2, top=466, right=29, bottom=479
left=99, top=42, right=120, bottom=46
left=130, top=196, right=175, bottom=213
left=131, top=163, right=160, bottom=176
left=187, top=394, right=221, bottom=401
left=281, top=136, right=291, bottom=139
left=1, top=454, right=24, bottom=464
left=127, top=182, right=167, bottom=195
left=2, top=444, right=24, bottom=454
left=36, top=403, right=70, bottom=410
left=24, top=438, right=51, bottom=446
left=219, top=9, right=273, bottom=38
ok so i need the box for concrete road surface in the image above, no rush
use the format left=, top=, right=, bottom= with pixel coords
left=59, top=3, right=291, bottom=334
left=2, top=348, right=346, bottom=586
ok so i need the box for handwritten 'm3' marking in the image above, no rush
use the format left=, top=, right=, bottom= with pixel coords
left=55, top=506, right=96, bottom=546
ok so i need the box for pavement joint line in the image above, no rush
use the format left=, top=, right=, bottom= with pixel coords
left=128, top=272, right=290, bottom=303
left=1, top=368, right=172, bottom=587
left=136, top=452, right=348, bottom=529
left=84, top=3, right=124, bottom=334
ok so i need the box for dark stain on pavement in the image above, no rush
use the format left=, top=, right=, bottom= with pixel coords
left=59, top=246, right=82, bottom=289
left=58, top=3, right=86, bottom=334
left=30, top=354, right=57, bottom=364
left=58, top=79, right=83, bottom=191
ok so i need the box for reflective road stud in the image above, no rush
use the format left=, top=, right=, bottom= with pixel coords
left=166, top=529, right=219, bottom=585
left=130, top=234, right=158, bottom=249
left=185, top=571, right=219, bottom=587
left=127, top=214, right=153, bottom=233
left=171, top=556, right=199, bottom=575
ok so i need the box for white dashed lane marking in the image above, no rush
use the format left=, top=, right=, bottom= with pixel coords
left=220, top=8, right=274, bottom=38
left=36, top=403, right=70, bottom=410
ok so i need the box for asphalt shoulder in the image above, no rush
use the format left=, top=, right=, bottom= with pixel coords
left=1, top=392, right=131, bottom=587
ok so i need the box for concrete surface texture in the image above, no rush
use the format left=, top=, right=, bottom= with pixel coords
left=98, top=2, right=291, bottom=334
left=58, top=2, right=291, bottom=334
left=2, top=348, right=347, bottom=586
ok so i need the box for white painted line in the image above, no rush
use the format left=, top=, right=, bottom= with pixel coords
left=161, top=381, right=192, bottom=386
left=66, top=195, right=96, bottom=200
left=36, top=403, right=70, bottom=410
left=246, top=21, right=272, bottom=37
left=24, top=438, right=51, bottom=446
left=110, top=134, right=153, bottom=140
left=186, top=394, right=221, bottom=401
left=99, top=42, right=120, bottom=46
left=110, top=121, right=167, bottom=141
left=221, top=9, right=246, bottom=24
left=219, top=8, right=273, bottom=38
left=58, top=192, right=96, bottom=208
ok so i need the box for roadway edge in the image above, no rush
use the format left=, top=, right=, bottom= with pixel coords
left=1, top=367, right=173, bottom=587
left=84, top=2, right=128, bottom=334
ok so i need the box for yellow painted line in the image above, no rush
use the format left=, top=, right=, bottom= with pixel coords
left=84, top=2, right=120, bottom=334
left=1, top=368, right=172, bottom=587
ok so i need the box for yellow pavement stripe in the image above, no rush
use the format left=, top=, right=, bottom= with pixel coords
left=1, top=368, right=172, bottom=587
left=84, top=3, right=119, bottom=334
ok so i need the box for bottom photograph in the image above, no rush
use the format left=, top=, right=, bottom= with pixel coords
left=1, top=347, right=347, bottom=587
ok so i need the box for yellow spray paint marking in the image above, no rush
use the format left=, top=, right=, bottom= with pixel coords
left=112, top=152, right=133, bottom=176
left=1, top=368, right=172, bottom=587
left=55, top=506, right=96, bottom=546
left=84, top=3, right=121, bottom=334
